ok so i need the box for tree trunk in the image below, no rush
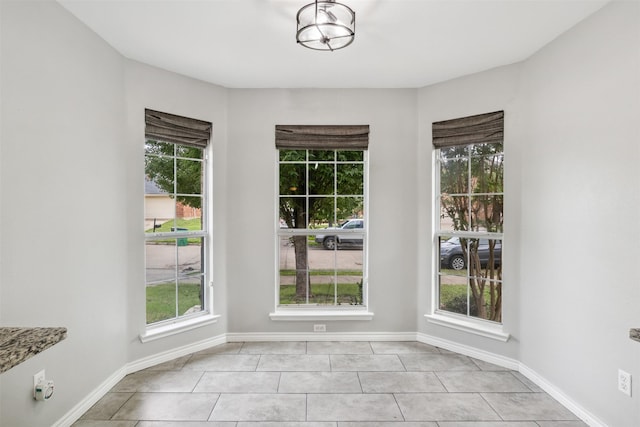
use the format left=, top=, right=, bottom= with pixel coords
left=292, top=235, right=309, bottom=301
left=490, top=282, right=502, bottom=322
left=486, top=240, right=501, bottom=322
left=469, top=250, right=486, bottom=319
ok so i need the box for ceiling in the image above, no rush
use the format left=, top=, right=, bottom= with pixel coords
left=58, top=0, right=608, bottom=89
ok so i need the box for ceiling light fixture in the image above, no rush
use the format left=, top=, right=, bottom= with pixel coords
left=296, top=0, right=355, bottom=51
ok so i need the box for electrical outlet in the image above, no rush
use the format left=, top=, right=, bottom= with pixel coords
left=33, top=369, right=45, bottom=398
left=313, top=324, right=326, bottom=332
left=618, top=369, right=632, bottom=397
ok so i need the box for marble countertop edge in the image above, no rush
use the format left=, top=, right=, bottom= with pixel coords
left=0, top=327, right=67, bottom=374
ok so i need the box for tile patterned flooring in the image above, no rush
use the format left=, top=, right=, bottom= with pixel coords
left=73, top=341, right=587, bottom=427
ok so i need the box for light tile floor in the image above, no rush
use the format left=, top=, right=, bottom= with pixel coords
left=73, top=341, right=587, bottom=427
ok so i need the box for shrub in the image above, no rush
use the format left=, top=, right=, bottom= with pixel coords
left=441, top=294, right=478, bottom=316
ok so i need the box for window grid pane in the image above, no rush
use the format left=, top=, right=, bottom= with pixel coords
left=278, top=149, right=366, bottom=307
left=145, top=139, right=207, bottom=325
left=436, top=142, right=503, bottom=323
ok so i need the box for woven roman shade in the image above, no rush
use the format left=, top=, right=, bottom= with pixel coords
left=145, top=109, right=212, bottom=148
left=432, top=111, right=504, bottom=148
left=275, top=125, right=369, bottom=150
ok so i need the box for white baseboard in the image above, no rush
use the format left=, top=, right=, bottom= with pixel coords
left=52, top=365, right=127, bottom=427
left=53, top=333, right=226, bottom=427
left=126, top=333, right=227, bottom=373
left=54, top=331, right=605, bottom=427
left=416, top=332, right=520, bottom=370
left=226, top=331, right=417, bottom=342
left=416, top=332, right=606, bottom=426
left=519, top=363, right=607, bottom=427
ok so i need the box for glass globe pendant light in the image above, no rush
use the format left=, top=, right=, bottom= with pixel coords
left=296, top=0, right=356, bottom=51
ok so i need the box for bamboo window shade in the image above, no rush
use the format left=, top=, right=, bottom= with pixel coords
left=145, top=109, right=212, bottom=148
left=275, top=125, right=369, bottom=150
left=432, top=111, right=504, bottom=148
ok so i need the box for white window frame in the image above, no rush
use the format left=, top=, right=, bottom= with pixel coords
left=141, top=141, right=218, bottom=342
left=426, top=144, right=508, bottom=342
left=271, top=149, right=373, bottom=321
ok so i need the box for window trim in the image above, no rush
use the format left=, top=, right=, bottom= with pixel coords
left=430, top=119, right=506, bottom=336
left=269, top=308, right=374, bottom=321
left=273, top=148, right=369, bottom=315
left=139, top=313, right=220, bottom=343
left=143, top=135, right=212, bottom=331
left=424, top=312, right=509, bottom=342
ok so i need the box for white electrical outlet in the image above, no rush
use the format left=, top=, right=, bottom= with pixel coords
left=618, top=369, right=632, bottom=397
left=313, top=324, right=326, bottom=332
left=33, top=369, right=45, bottom=399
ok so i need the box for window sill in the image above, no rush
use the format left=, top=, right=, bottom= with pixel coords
left=425, top=313, right=510, bottom=342
left=139, top=314, right=221, bottom=343
left=270, top=309, right=374, bottom=321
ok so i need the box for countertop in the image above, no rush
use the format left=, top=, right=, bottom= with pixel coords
left=0, top=327, right=67, bottom=373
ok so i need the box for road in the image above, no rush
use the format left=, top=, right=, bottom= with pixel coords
left=279, top=238, right=363, bottom=285
left=145, top=241, right=466, bottom=286
left=145, top=243, right=202, bottom=285
left=145, top=240, right=364, bottom=285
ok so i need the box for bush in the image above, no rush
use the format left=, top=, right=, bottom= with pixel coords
left=441, top=294, right=478, bottom=316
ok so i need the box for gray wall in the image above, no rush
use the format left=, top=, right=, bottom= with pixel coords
left=225, top=89, right=419, bottom=334
left=0, top=1, right=128, bottom=425
left=1, top=1, right=639, bottom=426
left=417, top=4, right=640, bottom=425
left=417, top=62, right=523, bottom=360
left=518, top=2, right=640, bottom=425
left=123, top=60, right=229, bottom=362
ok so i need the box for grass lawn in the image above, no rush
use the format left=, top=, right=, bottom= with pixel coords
left=146, top=218, right=203, bottom=245
left=145, top=272, right=494, bottom=321
left=279, top=269, right=362, bottom=276
left=279, top=283, right=362, bottom=305
left=439, top=283, right=499, bottom=316
left=146, top=283, right=201, bottom=324
left=147, top=218, right=202, bottom=233
left=439, top=283, right=468, bottom=302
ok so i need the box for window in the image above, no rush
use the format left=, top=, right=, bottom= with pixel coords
left=433, top=111, right=504, bottom=324
left=144, top=110, right=211, bottom=326
left=275, top=125, right=369, bottom=309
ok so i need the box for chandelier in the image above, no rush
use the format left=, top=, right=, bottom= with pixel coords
left=296, top=0, right=356, bottom=51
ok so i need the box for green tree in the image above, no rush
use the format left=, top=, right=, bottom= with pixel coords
left=440, top=143, right=503, bottom=321
left=279, top=149, right=363, bottom=301
left=145, top=140, right=203, bottom=209
left=144, top=140, right=206, bottom=316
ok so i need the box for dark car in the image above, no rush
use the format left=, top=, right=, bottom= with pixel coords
left=315, top=219, right=364, bottom=250
left=440, top=237, right=502, bottom=270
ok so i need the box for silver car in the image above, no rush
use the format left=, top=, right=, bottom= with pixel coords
left=440, top=237, right=502, bottom=270
left=315, top=219, right=364, bottom=250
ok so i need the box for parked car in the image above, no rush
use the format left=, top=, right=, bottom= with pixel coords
left=440, top=237, right=502, bottom=270
left=315, top=219, right=364, bottom=250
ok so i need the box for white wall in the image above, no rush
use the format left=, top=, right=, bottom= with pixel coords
left=417, top=3, right=640, bottom=424
left=124, top=60, right=229, bottom=362
left=1, top=1, right=638, bottom=426
left=0, top=4, right=231, bottom=424
left=0, top=2, right=5, bottom=422
left=518, top=2, right=640, bottom=425
left=417, top=63, right=523, bottom=360
left=225, top=89, right=419, bottom=334
left=0, top=1, right=127, bottom=426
